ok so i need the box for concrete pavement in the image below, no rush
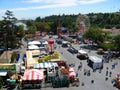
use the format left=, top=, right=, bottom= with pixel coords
left=55, top=43, right=120, bottom=90
left=0, top=51, right=12, bottom=63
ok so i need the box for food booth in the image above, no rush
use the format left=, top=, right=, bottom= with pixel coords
left=112, top=73, right=120, bottom=89
left=20, top=69, right=44, bottom=89
left=33, top=62, right=58, bottom=85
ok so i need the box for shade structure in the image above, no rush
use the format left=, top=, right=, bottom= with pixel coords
left=78, top=50, right=87, bottom=54
left=0, top=72, right=7, bottom=76
left=22, top=69, right=44, bottom=80
left=33, top=62, right=58, bottom=69
left=28, top=41, right=41, bottom=45
left=42, top=41, right=48, bottom=45
left=28, top=45, right=39, bottom=50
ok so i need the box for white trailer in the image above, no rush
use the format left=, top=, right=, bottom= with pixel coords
left=87, top=56, right=103, bottom=70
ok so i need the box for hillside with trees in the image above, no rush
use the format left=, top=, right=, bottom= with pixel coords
left=41, top=12, right=120, bottom=31
left=0, top=10, right=120, bottom=50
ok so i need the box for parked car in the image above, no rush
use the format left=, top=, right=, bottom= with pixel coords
left=62, top=41, right=68, bottom=48
left=77, top=50, right=88, bottom=60
left=56, top=39, right=63, bottom=44
left=67, top=47, right=78, bottom=54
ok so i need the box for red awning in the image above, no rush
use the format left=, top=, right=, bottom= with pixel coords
left=22, top=69, right=44, bottom=81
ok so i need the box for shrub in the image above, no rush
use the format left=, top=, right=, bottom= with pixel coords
left=0, top=76, right=3, bottom=89
left=100, top=42, right=115, bottom=51
left=11, top=52, right=17, bottom=63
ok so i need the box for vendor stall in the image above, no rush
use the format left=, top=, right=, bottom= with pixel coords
left=68, top=67, right=76, bottom=83
left=112, top=73, right=120, bottom=89
left=33, top=62, right=58, bottom=70
left=20, top=69, right=44, bottom=89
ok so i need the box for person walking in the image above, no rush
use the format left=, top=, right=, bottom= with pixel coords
left=106, top=70, right=108, bottom=76
left=84, top=68, right=87, bottom=76
left=91, top=79, right=94, bottom=84
left=78, top=62, right=82, bottom=71
left=109, top=71, right=112, bottom=77
left=112, top=63, right=115, bottom=69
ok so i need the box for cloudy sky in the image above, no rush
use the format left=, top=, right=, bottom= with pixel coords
left=0, top=0, right=120, bottom=20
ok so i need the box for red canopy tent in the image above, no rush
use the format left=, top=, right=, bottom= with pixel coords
left=22, top=69, right=44, bottom=81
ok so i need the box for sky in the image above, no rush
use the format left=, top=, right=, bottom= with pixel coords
left=0, top=0, right=120, bottom=20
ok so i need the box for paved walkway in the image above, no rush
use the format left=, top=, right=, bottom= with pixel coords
left=0, top=38, right=27, bottom=63
left=0, top=51, right=12, bottom=63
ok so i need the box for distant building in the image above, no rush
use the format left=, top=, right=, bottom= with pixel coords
left=103, top=28, right=120, bottom=36
left=15, top=22, right=28, bottom=30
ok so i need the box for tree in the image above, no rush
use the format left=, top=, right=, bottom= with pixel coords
left=34, top=22, right=50, bottom=32
left=83, top=26, right=104, bottom=43
left=0, top=76, right=3, bottom=89
left=35, top=16, right=41, bottom=22
left=28, top=25, right=37, bottom=34
left=113, top=34, right=120, bottom=51
left=14, top=25, right=25, bottom=38
left=2, top=10, right=18, bottom=48
left=26, top=19, right=33, bottom=27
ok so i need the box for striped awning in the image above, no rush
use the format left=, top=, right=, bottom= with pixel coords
left=22, top=69, right=44, bottom=80
left=33, top=62, right=58, bottom=69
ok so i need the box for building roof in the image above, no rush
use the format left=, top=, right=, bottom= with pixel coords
left=89, top=56, right=102, bottom=63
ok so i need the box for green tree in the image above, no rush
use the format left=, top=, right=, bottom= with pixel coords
left=113, top=34, right=120, bottom=50
left=35, top=16, right=41, bottom=22
left=83, top=26, right=104, bottom=43
left=11, top=51, right=17, bottom=63
left=0, top=76, right=3, bottom=89
left=34, top=22, right=50, bottom=32
left=28, top=25, right=37, bottom=34
left=2, top=10, right=18, bottom=48
left=15, top=25, right=25, bottom=37
left=26, top=19, right=33, bottom=27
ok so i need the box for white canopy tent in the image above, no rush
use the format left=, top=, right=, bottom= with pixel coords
left=28, top=41, right=41, bottom=45
left=33, top=62, right=58, bottom=69
left=89, top=56, right=102, bottom=63
left=28, top=45, right=39, bottom=50
left=42, top=41, right=48, bottom=45
left=78, top=50, right=87, bottom=54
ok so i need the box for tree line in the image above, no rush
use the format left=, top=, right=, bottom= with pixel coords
left=25, top=12, right=120, bottom=34
left=0, top=10, right=120, bottom=50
